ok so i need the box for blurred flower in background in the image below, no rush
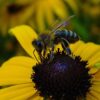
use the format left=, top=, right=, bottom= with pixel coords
left=0, top=0, right=35, bottom=34
left=0, top=0, right=99, bottom=38
left=28, top=0, right=68, bottom=32
left=0, top=0, right=69, bottom=34
left=0, top=0, right=36, bottom=64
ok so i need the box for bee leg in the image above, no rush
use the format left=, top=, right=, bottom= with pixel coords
left=48, top=45, right=54, bottom=63
left=37, top=49, right=44, bottom=62
left=43, top=44, right=47, bottom=57
left=50, top=48, right=54, bottom=59
left=65, top=47, right=71, bottom=55
left=43, top=48, right=46, bottom=57
left=61, top=38, right=71, bottom=55
left=38, top=52, right=44, bottom=62
left=62, top=42, right=71, bottom=55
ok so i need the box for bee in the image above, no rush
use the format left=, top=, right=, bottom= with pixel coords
left=32, top=15, right=79, bottom=61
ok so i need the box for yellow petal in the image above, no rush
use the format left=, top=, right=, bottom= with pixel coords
left=89, top=62, right=100, bottom=74
left=70, top=40, right=85, bottom=55
left=89, top=68, right=99, bottom=75
left=79, top=43, right=100, bottom=61
left=40, top=0, right=53, bottom=25
left=86, top=93, right=97, bottom=100
left=89, top=90, right=100, bottom=100
left=44, top=6, right=54, bottom=26
left=52, top=0, right=67, bottom=19
left=72, top=42, right=86, bottom=57
left=33, top=96, right=43, bottom=100
left=12, top=91, right=38, bottom=100
left=70, top=41, right=100, bottom=69
left=28, top=95, right=43, bottom=100
left=0, top=83, right=37, bottom=100
left=88, top=52, right=100, bottom=67
left=36, top=6, right=45, bottom=32
left=92, top=70, right=100, bottom=80
left=65, top=0, right=78, bottom=13
left=0, top=56, right=35, bottom=86
left=9, top=25, right=39, bottom=59
left=55, top=43, right=63, bottom=52
left=88, top=57, right=100, bottom=67
left=2, top=56, right=36, bottom=69
left=12, top=91, right=35, bottom=100
left=91, top=83, right=100, bottom=93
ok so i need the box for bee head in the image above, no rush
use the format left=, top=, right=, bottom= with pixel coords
left=32, top=40, right=43, bottom=53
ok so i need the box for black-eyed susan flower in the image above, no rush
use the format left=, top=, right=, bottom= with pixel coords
left=64, top=0, right=78, bottom=13
left=0, top=0, right=35, bottom=34
left=0, top=0, right=69, bottom=34
left=0, top=25, right=100, bottom=100
left=28, top=0, right=68, bottom=32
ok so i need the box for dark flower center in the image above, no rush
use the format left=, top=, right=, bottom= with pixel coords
left=32, top=50, right=92, bottom=100
left=7, top=4, right=28, bottom=15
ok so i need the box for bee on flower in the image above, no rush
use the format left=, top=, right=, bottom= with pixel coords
left=32, top=15, right=79, bottom=62
left=0, top=24, right=100, bottom=100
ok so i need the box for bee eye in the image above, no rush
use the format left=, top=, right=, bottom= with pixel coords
left=36, top=41, right=42, bottom=47
left=32, top=40, right=42, bottom=47
left=32, top=40, right=43, bottom=53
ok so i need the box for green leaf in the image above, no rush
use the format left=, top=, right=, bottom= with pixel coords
left=9, top=0, right=16, bottom=3
left=94, top=62, right=100, bottom=69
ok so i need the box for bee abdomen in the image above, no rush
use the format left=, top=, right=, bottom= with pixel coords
left=65, top=30, right=79, bottom=43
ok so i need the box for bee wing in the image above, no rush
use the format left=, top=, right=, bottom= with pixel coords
left=47, top=20, right=60, bottom=31
left=49, top=15, right=75, bottom=34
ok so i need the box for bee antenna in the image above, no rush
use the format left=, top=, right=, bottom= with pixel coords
left=67, top=15, right=76, bottom=20
left=33, top=49, right=40, bottom=63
